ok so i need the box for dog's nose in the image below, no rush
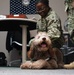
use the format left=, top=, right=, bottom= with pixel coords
left=42, top=38, right=46, bottom=41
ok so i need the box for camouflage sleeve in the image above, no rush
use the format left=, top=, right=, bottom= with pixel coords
left=64, top=2, right=69, bottom=12
left=64, top=0, right=73, bottom=12
left=47, top=12, right=61, bottom=39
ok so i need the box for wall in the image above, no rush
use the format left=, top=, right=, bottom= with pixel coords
left=0, top=0, right=67, bottom=64
left=49, top=0, right=67, bottom=30
left=0, top=0, right=10, bottom=64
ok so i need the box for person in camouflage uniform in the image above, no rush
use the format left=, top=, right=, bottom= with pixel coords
left=64, top=0, right=74, bottom=34
left=35, top=0, right=64, bottom=48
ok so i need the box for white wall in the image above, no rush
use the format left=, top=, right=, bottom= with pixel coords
left=0, top=0, right=10, bottom=64
left=0, top=0, right=67, bottom=64
left=49, top=0, right=67, bottom=30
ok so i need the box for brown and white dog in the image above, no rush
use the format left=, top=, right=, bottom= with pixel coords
left=20, top=32, right=64, bottom=69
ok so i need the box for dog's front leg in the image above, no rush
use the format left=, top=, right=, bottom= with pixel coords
left=48, top=59, right=58, bottom=69
left=31, top=59, right=52, bottom=69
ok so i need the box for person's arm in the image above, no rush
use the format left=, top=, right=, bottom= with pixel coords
left=47, top=13, right=61, bottom=39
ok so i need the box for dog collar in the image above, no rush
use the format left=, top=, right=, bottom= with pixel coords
left=45, top=57, right=50, bottom=61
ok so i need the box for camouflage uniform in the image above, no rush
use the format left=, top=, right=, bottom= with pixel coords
left=65, top=0, right=74, bottom=34
left=36, top=8, right=64, bottom=48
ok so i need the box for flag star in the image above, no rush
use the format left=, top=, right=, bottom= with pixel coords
left=10, top=0, right=36, bottom=14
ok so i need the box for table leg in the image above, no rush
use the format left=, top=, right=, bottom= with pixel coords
left=22, top=25, right=27, bottom=63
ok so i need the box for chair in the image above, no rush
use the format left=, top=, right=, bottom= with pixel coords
left=6, top=29, right=30, bottom=52
left=61, top=32, right=74, bottom=64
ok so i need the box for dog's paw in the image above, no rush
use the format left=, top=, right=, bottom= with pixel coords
left=20, top=63, right=27, bottom=69
left=20, top=61, right=32, bottom=69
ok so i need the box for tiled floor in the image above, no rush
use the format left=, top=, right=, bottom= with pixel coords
left=0, top=67, right=74, bottom=75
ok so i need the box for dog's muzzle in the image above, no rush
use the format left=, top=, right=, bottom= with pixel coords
left=37, top=39, right=49, bottom=51
left=40, top=41, right=47, bottom=48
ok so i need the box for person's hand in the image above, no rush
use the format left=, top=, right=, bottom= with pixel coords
left=31, top=17, right=37, bottom=21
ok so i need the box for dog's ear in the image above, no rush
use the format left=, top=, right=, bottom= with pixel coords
left=48, top=44, right=57, bottom=60
left=28, top=42, right=35, bottom=59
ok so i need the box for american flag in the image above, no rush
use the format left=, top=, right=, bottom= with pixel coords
left=10, top=0, right=36, bottom=14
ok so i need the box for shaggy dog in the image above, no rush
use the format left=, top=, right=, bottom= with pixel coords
left=20, top=32, right=64, bottom=69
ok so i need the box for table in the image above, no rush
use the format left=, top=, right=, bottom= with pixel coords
left=0, top=18, right=36, bottom=63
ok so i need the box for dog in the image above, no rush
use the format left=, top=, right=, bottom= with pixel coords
left=20, top=32, right=64, bottom=69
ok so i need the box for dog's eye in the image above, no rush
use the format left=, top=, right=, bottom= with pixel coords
left=37, top=36, right=40, bottom=39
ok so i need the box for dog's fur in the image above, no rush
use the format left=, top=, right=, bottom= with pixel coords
left=20, top=32, right=64, bottom=69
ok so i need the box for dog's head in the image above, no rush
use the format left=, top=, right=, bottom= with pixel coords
left=32, top=32, right=52, bottom=51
